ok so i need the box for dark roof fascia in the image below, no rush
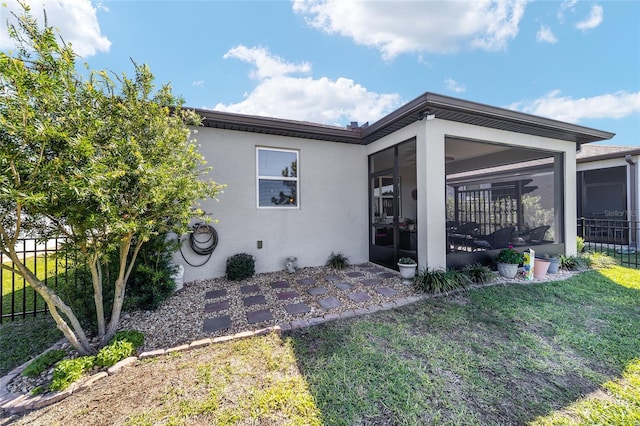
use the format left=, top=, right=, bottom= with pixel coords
left=361, top=92, right=616, bottom=145
left=577, top=148, right=640, bottom=164
left=192, top=108, right=362, bottom=144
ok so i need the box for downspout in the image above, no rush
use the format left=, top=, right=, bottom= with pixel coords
left=625, top=155, right=638, bottom=248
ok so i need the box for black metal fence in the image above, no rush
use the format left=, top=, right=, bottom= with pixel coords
left=0, top=237, right=70, bottom=324
left=578, top=217, right=639, bottom=268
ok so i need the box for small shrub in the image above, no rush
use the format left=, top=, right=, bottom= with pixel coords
left=50, top=356, right=95, bottom=391
left=576, top=236, right=585, bottom=253
left=414, top=268, right=468, bottom=294
left=560, top=254, right=591, bottom=271
left=226, top=253, right=255, bottom=281
left=398, top=257, right=416, bottom=265
left=584, top=252, right=618, bottom=269
left=326, top=252, right=349, bottom=270
left=462, top=263, right=495, bottom=284
left=111, top=330, right=145, bottom=349
left=95, top=330, right=144, bottom=368
left=96, top=340, right=136, bottom=368
left=30, top=386, right=45, bottom=396
left=22, top=349, right=67, bottom=378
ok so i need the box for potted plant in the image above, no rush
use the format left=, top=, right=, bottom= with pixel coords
left=404, top=218, right=416, bottom=231
left=534, top=256, right=550, bottom=278
left=543, top=253, right=561, bottom=274
left=495, top=245, right=523, bottom=279
left=397, top=257, right=417, bottom=284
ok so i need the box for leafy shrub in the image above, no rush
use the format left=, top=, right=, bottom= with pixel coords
left=584, top=252, right=618, bottom=269
left=111, top=330, right=144, bottom=348
left=22, top=349, right=67, bottom=378
left=50, top=356, right=95, bottom=391
left=462, top=263, right=495, bottom=284
left=124, top=234, right=178, bottom=310
left=414, top=268, right=468, bottom=294
left=226, top=253, right=255, bottom=281
left=398, top=257, right=416, bottom=265
left=326, top=252, right=349, bottom=270
left=54, top=233, right=179, bottom=327
left=560, top=254, right=591, bottom=271
left=95, top=330, right=144, bottom=368
left=576, top=236, right=585, bottom=253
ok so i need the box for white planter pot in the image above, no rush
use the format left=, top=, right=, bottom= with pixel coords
left=497, top=262, right=518, bottom=279
left=398, top=263, right=417, bottom=284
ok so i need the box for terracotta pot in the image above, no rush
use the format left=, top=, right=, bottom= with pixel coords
left=534, top=258, right=550, bottom=278
left=497, top=262, right=519, bottom=279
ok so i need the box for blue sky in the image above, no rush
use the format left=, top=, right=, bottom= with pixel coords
left=1, top=0, right=639, bottom=146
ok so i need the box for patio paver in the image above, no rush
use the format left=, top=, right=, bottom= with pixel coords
left=270, top=280, right=290, bottom=289
left=318, top=297, right=342, bottom=309
left=203, top=316, right=231, bottom=332
left=348, top=292, right=372, bottom=303
left=307, top=287, right=327, bottom=296
left=243, top=295, right=267, bottom=306
left=324, top=275, right=340, bottom=281
left=204, top=300, right=230, bottom=313
left=284, top=303, right=311, bottom=315
left=240, top=285, right=260, bottom=294
left=334, top=282, right=352, bottom=290
left=297, top=278, right=316, bottom=285
left=378, top=272, right=397, bottom=279
left=361, top=279, right=381, bottom=286
left=205, top=289, right=227, bottom=299
left=247, top=309, right=273, bottom=324
left=276, top=291, right=299, bottom=300
left=375, top=287, right=399, bottom=297
left=346, top=272, right=364, bottom=278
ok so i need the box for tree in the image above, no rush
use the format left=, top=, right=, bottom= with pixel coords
left=0, top=3, right=223, bottom=354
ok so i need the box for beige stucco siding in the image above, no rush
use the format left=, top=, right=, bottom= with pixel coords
left=178, top=127, right=368, bottom=281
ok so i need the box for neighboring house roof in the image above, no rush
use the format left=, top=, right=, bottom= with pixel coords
left=576, top=144, right=640, bottom=163
left=193, top=92, right=615, bottom=146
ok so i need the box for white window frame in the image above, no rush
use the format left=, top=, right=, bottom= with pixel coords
left=256, top=147, right=299, bottom=209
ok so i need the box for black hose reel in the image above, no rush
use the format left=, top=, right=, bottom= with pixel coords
left=179, top=223, right=218, bottom=267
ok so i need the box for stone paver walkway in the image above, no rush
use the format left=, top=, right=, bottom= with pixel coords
left=201, top=263, right=415, bottom=334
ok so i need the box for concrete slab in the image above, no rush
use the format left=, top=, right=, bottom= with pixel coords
left=270, top=280, right=290, bottom=289
left=375, top=287, right=399, bottom=297
left=297, top=278, right=316, bottom=285
left=345, top=272, right=364, bottom=278
left=276, top=291, right=299, bottom=300
left=324, top=275, right=340, bottom=281
left=307, top=287, right=327, bottom=296
left=334, top=282, right=353, bottom=290
left=240, top=284, right=260, bottom=294
left=204, top=300, right=230, bottom=312
left=361, top=279, right=381, bottom=286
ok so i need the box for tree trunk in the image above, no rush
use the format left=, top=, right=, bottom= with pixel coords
left=102, top=235, right=142, bottom=345
left=13, top=256, right=95, bottom=355
left=88, top=253, right=105, bottom=339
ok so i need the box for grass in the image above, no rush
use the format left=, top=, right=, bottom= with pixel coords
left=3, top=266, right=639, bottom=424
left=1, top=255, right=68, bottom=320
left=287, top=266, right=640, bottom=425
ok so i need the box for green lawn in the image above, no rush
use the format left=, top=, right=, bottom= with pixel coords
left=287, top=266, right=640, bottom=425
left=3, top=266, right=639, bottom=425
left=1, top=255, right=68, bottom=321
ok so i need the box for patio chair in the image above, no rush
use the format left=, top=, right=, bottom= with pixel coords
left=472, top=226, right=516, bottom=251
left=520, top=225, right=550, bottom=244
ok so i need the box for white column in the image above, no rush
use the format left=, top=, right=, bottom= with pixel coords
left=417, top=120, right=447, bottom=270
left=562, top=149, right=577, bottom=256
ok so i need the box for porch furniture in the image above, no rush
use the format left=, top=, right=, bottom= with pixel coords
left=472, top=226, right=516, bottom=251
left=447, top=222, right=481, bottom=252
left=520, top=225, right=550, bottom=244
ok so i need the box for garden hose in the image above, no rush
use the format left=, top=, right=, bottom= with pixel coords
left=179, top=223, right=218, bottom=267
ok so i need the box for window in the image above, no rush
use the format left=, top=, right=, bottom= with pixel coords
left=257, top=147, right=298, bottom=208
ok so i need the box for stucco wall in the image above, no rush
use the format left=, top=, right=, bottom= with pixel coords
left=176, top=127, right=368, bottom=282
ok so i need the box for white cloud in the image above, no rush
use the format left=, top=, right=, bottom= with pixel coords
left=0, top=0, right=111, bottom=57
left=576, top=4, right=603, bottom=31
left=557, top=0, right=577, bottom=22
left=445, top=78, right=466, bottom=93
left=215, top=45, right=402, bottom=125
left=509, top=90, right=640, bottom=123
left=192, top=80, right=205, bottom=87
left=292, top=0, right=528, bottom=60
left=536, top=25, right=558, bottom=44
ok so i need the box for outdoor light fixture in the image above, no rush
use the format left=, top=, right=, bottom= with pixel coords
left=418, top=109, right=436, bottom=120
